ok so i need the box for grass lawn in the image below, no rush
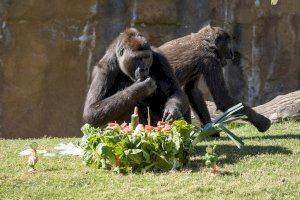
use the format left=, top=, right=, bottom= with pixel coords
left=1, top=121, right=300, bottom=200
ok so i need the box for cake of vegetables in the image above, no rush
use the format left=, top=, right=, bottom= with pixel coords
left=80, top=104, right=246, bottom=174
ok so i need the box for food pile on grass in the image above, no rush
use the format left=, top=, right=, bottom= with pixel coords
left=81, top=119, right=195, bottom=174
left=80, top=104, right=246, bottom=174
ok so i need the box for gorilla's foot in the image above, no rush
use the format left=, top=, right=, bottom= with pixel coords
left=253, top=115, right=271, bottom=132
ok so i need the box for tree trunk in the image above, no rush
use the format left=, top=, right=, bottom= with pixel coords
left=205, top=90, right=300, bottom=123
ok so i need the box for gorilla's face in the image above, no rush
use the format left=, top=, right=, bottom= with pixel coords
left=201, top=26, right=233, bottom=66
left=214, top=29, right=233, bottom=66
left=116, top=28, right=153, bottom=81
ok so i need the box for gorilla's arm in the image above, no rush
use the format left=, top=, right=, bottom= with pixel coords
left=202, top=58, right=270, bottom=132
left=83, top=64, right=155, bottom=126
left=152, top=50, right=190, bottom=122
left=184, top=78, right=211, bottom=125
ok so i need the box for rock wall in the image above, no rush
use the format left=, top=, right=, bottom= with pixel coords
left=0, top=0, right=97, bottom=138
left=211, top=0, right=300, bottom=106
left=0, top=0, right=299, bottom=138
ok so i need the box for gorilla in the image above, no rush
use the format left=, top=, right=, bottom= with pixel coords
left=159, top=25, right=271, bottom=132
left=83, top=28, right=190, bottom=127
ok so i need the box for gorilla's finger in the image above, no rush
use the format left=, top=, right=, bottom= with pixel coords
left=162, top=111, right=168, bottom=122
left=166, top=117, right=174, bottom=123
left=165, top=113, right=173, bottom=122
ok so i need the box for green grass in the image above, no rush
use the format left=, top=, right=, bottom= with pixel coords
left=1, top=121, right=300, bottom=200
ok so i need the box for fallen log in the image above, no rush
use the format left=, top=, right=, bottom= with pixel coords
left=204, top=90, right=300, bottom=123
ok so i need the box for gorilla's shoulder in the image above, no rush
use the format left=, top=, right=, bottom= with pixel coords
left=150, top=46, right=171, bottom=66
left=150, top=46, right=163, bottom=55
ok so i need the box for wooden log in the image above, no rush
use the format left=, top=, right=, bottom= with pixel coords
left=203, top=90, right=300, bottom=123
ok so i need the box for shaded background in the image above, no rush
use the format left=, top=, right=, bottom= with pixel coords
left=0, top=0, right=299, bottom=138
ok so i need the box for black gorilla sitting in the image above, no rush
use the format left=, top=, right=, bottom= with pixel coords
left=83, top=28, right=190, bottom=127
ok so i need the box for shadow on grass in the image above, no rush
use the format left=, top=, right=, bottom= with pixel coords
left=205, top=133, right=300, bottom=142
left=242, top=134, right=300, bottom=140
left=44, top=167, right=65, bottom=172
left=187, top=144, right=292, bottom=172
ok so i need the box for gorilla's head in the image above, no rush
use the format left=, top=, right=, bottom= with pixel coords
left=116, top=28, right=153, bottom=81
left=200, top=26, right=233, bottom=66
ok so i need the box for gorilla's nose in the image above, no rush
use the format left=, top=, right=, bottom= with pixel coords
left=139, top=42, right=150, bottom=50
left=138, top=65, right=146, bottom=71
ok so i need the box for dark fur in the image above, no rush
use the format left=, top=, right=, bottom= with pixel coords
left=159, top=25, right=271, bottom=132
left=83, top=28, right=190, bottom=127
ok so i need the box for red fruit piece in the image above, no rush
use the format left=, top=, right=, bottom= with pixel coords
left=136, top=124, right=145, bottom=132
left=157, top=121, right=166, bottom=126
left=122, top=126, right=131, bottom=134
left=120, top=122, right=128, bottom=128
left=145, top=125, right=155, bottom=132
left=162, top=123, right=171, bottom=131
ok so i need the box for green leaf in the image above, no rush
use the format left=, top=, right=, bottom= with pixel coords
left=206, top=146, right=213, bottom=154
left=97, top=143, right=116, bottom=164
left=205, top=160, right=212, bottom=166
left=81, top=151, right=93, bottom=165
left=81, top=124, right=92, bottom=135
left=124, top=149, right=143, bottom=164
left=141, top=163, right=155, bottom=173
left=172, top=132, right=181, bottom=152
left=172, top=120, right=194, bottom=140
left=142, top=149, right=151, bottom=163
left=153, top=153, right=172, bottom=171
left=220, top=125, right=244, bottom=149
left=102, top=135, right=121, bottom=146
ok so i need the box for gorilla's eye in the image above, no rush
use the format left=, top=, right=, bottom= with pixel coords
left=119, top=47, right=124, bottom=56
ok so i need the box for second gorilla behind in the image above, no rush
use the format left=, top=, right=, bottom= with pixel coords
left=159, top=25, right=271, bottom=132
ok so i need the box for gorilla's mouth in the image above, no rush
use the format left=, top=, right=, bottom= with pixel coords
left=214, top=49, right=225, bottom=66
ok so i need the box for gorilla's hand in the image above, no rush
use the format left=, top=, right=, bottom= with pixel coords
left=137, top=77, right=157, bottom=96
left=162, top=107, right=182, bottom=123
left=135, top=66, right=150, bottom=81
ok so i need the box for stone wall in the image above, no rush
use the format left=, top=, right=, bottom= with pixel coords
left=211, top=0, right=300, bottom=106
left=0, top=0, right=299, bottom=138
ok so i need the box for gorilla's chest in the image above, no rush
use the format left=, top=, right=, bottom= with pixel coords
left=142, top=80, right=170, bottom=108
left=113, top=74, right=133, bottom=92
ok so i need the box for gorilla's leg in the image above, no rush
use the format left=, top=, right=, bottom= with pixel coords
left=184, top=78, right=220, bottom=136
left=204, top=65, right=271, bottom=132
left=184, top=78, right=211, bottom=125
